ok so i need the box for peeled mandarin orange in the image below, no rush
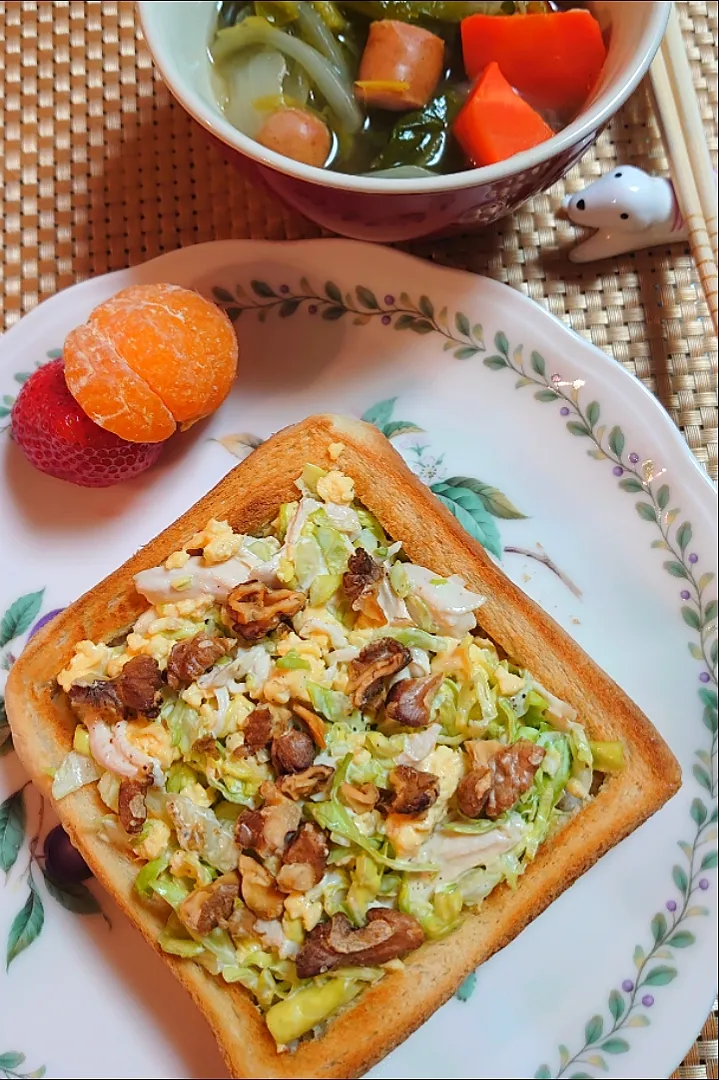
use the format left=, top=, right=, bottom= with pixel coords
left=63, top=283, right=238, bottom=443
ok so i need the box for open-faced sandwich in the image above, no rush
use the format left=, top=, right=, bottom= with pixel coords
left=6, top=415, right=681, bottom=1079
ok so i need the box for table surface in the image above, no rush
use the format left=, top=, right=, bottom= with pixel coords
left=0, top=2, right=716, bottom=1076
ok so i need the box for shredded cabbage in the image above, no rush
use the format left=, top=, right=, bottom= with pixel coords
left=51, top=751, right=101, bottom=800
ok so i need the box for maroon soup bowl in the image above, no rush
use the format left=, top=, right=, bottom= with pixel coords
left=138, top=1, right=670, bottom=243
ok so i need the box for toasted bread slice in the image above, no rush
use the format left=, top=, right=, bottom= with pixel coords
left=6, top=415, right=681, bottom=1079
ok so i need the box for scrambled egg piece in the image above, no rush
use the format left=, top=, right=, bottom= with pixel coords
left=135, top=819, right=171, bottom=861
left=327, top=442, right=345, bottom=462
left=180, top=781, right=214, bottom=808
left=188, top=519, right=241, bottom=566
left=182, top=683, right=204, bottom=710
left=124, top=721, right=178, bottom=770
left=284, top=893, right=324, bottom=931
left=316, top=470, right=355, bottom=505
left=58, top=641, right=118, bottom=692
left=165, top=550, right=190, bottom=571
left=263, top=653, right=328, bottom=705
left=276, top=634, right=324, bottom=661
left=494, top=667, right=525, bottom=696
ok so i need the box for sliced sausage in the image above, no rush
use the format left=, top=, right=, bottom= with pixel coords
left=256, top=108, right=332, bottom=169
left=355, top=20, right=445, bottom=112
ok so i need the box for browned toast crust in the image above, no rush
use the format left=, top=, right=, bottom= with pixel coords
left=5, top=415, right=681, bottom=1079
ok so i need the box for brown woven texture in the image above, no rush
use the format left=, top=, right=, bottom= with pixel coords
left=0, top=1, right=716, bottom=1073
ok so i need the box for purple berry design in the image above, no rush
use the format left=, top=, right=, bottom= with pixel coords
left=308, top=304, right=318, bottom=315
left=629, top=452, right=640, bottom=464
left=699, top=672, right=711, bottom=683
left=681, top=590, right=691, bottom=600
left=560, top=406, right=570, bottom=416
left=699, top=879, right=710, bottom=891
left=688, top=553, right=698, bottom=564
left=44, top=825, right=92, bottom=884
left=666, top=900, right=677, bottom=912
left=384, top=294, right=395, bottom=305
left=622, top=979, right=634, bottom=992
left=613, top=465, right=624, bottom=477
left=28, top=608, right=65, bottom=640
left=381, top=314, right=392, bottom=326
left=642, top=995, right=655, bottom=1008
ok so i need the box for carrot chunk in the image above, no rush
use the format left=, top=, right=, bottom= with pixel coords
left=453, top=61, right=554, bottom=167
left=461, top=10, right=607, bottom=115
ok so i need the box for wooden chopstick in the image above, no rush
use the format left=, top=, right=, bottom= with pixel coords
left=649, top=17, right=718, bottom=335
left=662, top=5, right=718, bottom=263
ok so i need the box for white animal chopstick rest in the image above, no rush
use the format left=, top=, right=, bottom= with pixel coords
left=565, top=165, right=691, bottom=263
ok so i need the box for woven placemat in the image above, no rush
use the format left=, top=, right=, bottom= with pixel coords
left=0, top=2, right=716, bottom=1074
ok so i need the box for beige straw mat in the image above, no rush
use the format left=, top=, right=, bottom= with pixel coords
left=0, top=0, right=717, bottom=1075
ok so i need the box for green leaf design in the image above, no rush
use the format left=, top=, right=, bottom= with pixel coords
left=382, top=422, right=424, bottom=439
left=585, top=1056, right=609, bottom=1072
left=699, top=687, right=718, bottom=710
left=279, top=299, right=300, bottom=318
left=608, top=989, right=625, bottom=1021
left=418, top=295, right=434, bottom=319
left=664, top=560, right=689, bottom=579
left=703, top=599, right=718, bottom=622
left=362, top=399, right=397, bottom=428
left=455, top=312, right=471, bottom=338
left=703, top=705, right=717, bottom=733
left=42, top=870, right=102, bottom=916
left=0, top=790, right=25, bottom=875
left=642, top=966, right=677, bottom=986
left=211, top=286, right=235, bottom=303
left=225, top=307, right=242, bottom=322
left=250, top=280, right=275, bottom=299
left=600, top=1038, right=629, bottom=1055
left=483, top=355, right=508, bottom=370
left=650, top=913, right=667, bottom=943
left=584, top=1015, right=604, bottom=1044
left=633, top=944, right=645, bottom=969
left=0, top=591, right=45, bottom=649
left=711, top=639, right=718, bottom=667
left=0, top=1054, right=26, bottom=1070
left=14, top=373, right=31, bottom=385
left=569, top=1074, right=594, bottom=1079
left=440, top=477, right=526, bottom=520
left=691, top=798, right=708, bottom=826
left=454, top=346, right=480, bottom=360
left=355, top=286, right=379, bottom=310
left=533, top=1068, right=552, bottom=1079
left=324, top=281, right=342, bottom=305
left=567, top=421, right=591, bottom=437
left=668, top=931, right=696, bottom=948
left=586, top=401, right=600, bottom=428
left=407, top=318, right=434, bottom=335
left=535, top=389, right=558, bottom=402
left=455, top=970, right=477, bottom=1002
left=494, top=331, right=509, bottom=356
left=394, top=313, right=416, bottom=330
left=619, top=477, right=644, bottom=493
left=693, top=764, right=712, bottom=791
left=472, top=323, right=484, bottom=344
left=321, top=305, right=346, bottom=321
left=677, top=522, right=693, bottom=552
left=530, top=351, right=546, bottom=376
left=682, top=607, right=701, bottom=630
left=432, top=486, right=502, bottom=560
left=635, top=503, right=657, bottom=523
left=700, top=850, right=718, bottom=870
left=656, top=485, right=670, bottom=510
left=6, top=882, right=44, bottom=969
left=608, top=426, right=625, bottom=458
left=0, top=407, right=11, bottom=420
left=673, top=864, right=689, bottom=893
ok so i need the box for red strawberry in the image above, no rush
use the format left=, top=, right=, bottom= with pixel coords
left=10, top=359, right=164, bottom=488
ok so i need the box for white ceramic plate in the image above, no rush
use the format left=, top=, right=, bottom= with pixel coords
left=0, top=240, right=716, bottom=1080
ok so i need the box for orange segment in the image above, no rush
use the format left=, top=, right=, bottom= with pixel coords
left=88, top=283, right=239, bottom=427
left=64, top=323, right=176, bottom=443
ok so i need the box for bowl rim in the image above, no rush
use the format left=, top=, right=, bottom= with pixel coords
left=137, top=0, right=671, bottom=196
